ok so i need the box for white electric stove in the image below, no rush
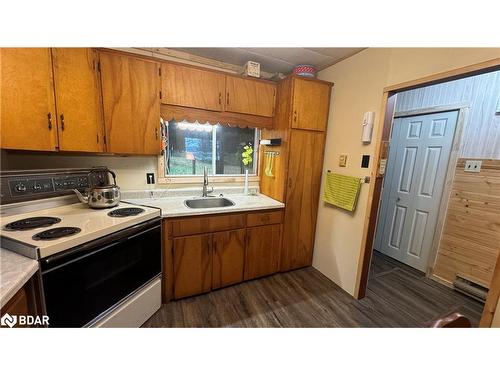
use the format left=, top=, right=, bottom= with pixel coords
left=0, top=168, right=162, bottom=328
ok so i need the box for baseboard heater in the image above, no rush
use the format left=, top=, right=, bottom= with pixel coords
left=453, top=275, right=488, bottom=302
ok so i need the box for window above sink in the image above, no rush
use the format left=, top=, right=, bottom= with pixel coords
left=158, top=120, right=260, bottom=184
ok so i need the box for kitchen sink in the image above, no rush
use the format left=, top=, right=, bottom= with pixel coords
left=184, top=197, right=235, bottom=209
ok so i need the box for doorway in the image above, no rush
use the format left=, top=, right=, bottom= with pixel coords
left=356, top=60, right=500, bottom=306
left=374, top=110, right=459, bottom=271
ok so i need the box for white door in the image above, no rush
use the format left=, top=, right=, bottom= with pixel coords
left=374, top=110, right=458, bottom=271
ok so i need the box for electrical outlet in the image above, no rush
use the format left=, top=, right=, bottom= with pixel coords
left=146, top=173, right=155, bottom=184
left=339, top=154, right=348, bottom=167
left=464, top=160, right=482, bottom=173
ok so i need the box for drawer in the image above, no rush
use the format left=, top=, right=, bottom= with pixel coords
left=246, top=210, right=283, bottom=227
left=171, top=213, right=246, bottom=237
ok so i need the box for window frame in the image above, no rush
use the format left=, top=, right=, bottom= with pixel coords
left=156, top=121, right=261, bottom=184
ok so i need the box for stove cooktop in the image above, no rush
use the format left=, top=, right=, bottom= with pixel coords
left=0, top=202, right=160, bottom=259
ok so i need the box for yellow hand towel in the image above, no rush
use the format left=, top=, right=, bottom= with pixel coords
left=323, top=172, right=361, bottom=212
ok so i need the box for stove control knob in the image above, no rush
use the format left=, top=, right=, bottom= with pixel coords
left=15, top=183, right=27, bottom=192
left=33, top=183, right=42, bottom=191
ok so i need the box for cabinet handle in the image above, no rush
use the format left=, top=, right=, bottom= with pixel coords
left=219, top=92, right=222, bottom=105
left=60, top=114, right=65, bottom=131
left=226, top=92, right=229, bottom=106
left=47, top=113, right=52, bottom=130
left=213, top=240, right=217, bottom=253
left=293, top=110, right=298, bottom=123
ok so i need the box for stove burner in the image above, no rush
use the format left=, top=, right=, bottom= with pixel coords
left=5, top=217, right=61, bottom=231
left=32, top=227, right=81, bottom=241
left=108, top=207, right=145, bottom=217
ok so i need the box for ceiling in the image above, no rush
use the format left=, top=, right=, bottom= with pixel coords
left=172, top=48, right=365, bottom=74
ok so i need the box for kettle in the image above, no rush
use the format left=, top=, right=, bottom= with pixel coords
left=73, top=169, right=121, bottom=209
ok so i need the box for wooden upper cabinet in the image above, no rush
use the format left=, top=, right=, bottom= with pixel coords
left=1, top=48, right=58, bottom=151
left=291, top=78, right=331, bottom=131
left=52, top=48, right=104, bottom=152
left=225, top=76, right=276, bottom=117
left=281, top=130, right=326, bottom=271
left=161, top=63, right=225, bottom=111
left=100, top=52, right=161, bottom=155
left=173, top=234, right=212, bottom=299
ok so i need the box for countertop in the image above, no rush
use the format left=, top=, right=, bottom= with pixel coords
left=0, top=248, right=38, bottom=309
left=124, top=193, right=284, bottom=218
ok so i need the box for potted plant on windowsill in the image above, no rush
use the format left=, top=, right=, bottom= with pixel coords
left=241, top=143, right=253, bottom=195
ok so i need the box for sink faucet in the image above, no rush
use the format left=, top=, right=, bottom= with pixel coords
left=202, top=166, right=214, bottom=197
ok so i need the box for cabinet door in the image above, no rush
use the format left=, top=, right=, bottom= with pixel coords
left=100, top=52, right=160, bottom=154
left=173, top=234, right=212, bottom=299
left=0, top=48, right=58, bottom=151
left=212, top=229, right=245, bottom=289
left=291, top=78, right=331, bottom=131
left=225, top=76, right=276, bottom=117
left=244, top=224, right=281, bottom=280
left=161, top=63, right=225, bottom=111
left=281, top=130, right=325, bottom=271
left=52, top=48, right=105, bottom=152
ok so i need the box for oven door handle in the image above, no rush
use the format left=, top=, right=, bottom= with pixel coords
left=42, top=239, right=125, bottom=274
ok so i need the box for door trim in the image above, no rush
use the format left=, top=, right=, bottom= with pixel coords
left=354, top=57, right=500, bottom=299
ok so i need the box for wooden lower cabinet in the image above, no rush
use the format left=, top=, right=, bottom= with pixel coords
left=0, top=277, right=42, bottom=328
left=165, top=209, right=284, bottom=301
left=212, top=229, right=245, bottom=289
left=173, top=234, right=212, bottom=299
left=244, top=224, right=282, bottom=280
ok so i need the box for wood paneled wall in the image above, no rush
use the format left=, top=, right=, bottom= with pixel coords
left=432, top=159, right=500, bottom=288
left=395, top=70, right=500, bottom=159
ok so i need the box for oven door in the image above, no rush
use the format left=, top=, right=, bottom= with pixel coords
left=40, top=218, right=161, bottom=327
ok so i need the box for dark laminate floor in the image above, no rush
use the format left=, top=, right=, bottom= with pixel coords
left=143, top=251, right=484, bottom=327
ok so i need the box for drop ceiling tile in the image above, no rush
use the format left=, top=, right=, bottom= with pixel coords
left=171, top=47, right=365, bottom=73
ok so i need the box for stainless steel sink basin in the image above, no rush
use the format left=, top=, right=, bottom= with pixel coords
left=184, top=197, right=235, bottom=209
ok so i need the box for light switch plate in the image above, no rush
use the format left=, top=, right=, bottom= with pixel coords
left=339, top=154, right=348, bottom=167
left=464, top=160, right=482, bottom=173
